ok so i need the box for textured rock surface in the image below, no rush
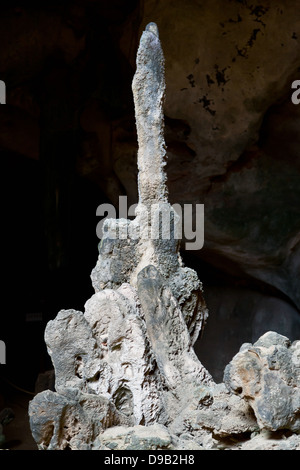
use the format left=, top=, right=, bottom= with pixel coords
left=237, top=431, right=300, bottom=451
left=137, top=266, right=212, bottom=395
left=98, top=423, right=172, bottom=450
left=0, top=408, right=14, bottom=448
left=224, top=331, right=300, bottom=432
left=84, top=284, right=164, bottom=425
left=29, top=389, right=129, bottom=450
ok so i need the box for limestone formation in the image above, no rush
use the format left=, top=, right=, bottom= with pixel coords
left=29, top=22, right=212, bottom=449
left=29, top=23, right=300, bottom=451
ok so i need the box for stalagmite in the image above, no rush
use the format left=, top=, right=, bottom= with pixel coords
left=28, top=23, right=300, bottom=451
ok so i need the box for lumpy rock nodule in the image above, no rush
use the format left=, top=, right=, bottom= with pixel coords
left=29, top=24, right=300, bottom=451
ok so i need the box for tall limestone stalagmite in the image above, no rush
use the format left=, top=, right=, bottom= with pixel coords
left=91, top=22, right=209, bottom=346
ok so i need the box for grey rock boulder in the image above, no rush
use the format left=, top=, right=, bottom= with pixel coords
left=224, top=331, right=300, bottom=432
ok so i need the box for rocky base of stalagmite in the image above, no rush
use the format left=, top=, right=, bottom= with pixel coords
left=29, top=326, right=300, bottom=450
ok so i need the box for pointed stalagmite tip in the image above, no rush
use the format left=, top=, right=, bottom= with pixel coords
left=145, top=22, right=159, bottom=37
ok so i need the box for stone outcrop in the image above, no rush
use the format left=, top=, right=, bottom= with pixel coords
left=28, top=22, right=300, bottom=451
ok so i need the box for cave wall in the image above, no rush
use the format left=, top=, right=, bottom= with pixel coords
left=1, top=0, right=300, bottom=386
